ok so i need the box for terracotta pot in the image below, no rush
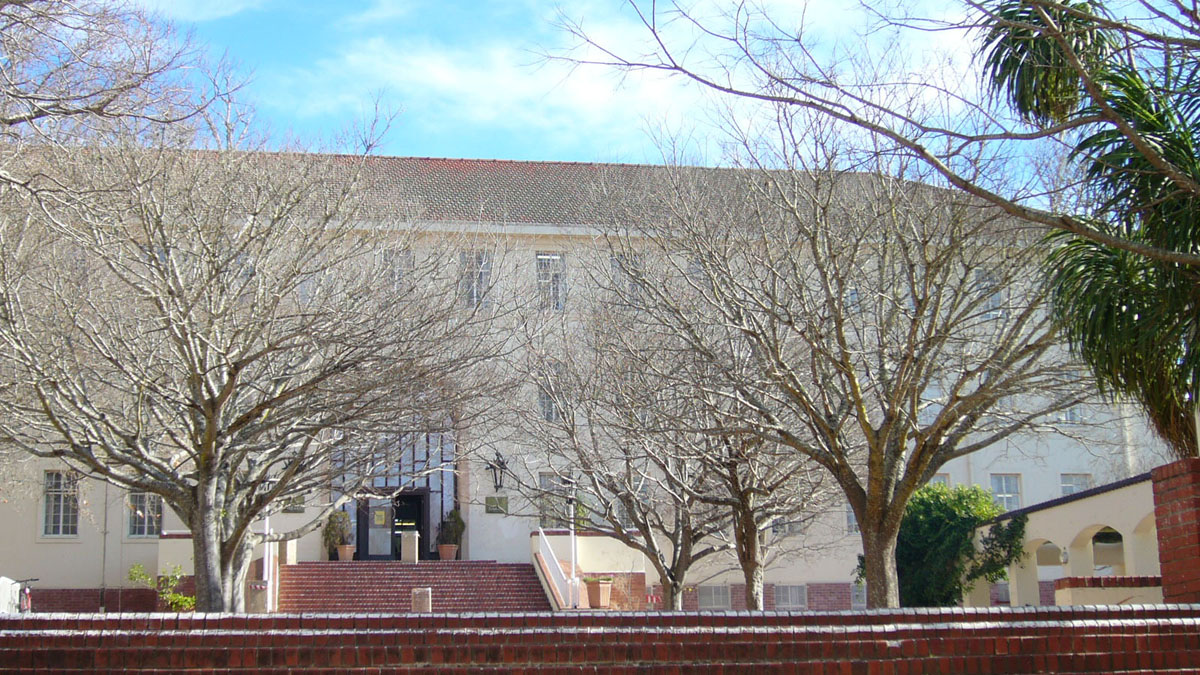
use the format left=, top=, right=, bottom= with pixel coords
left=337, top=544, right=355, bottom=561
left=438, top=544, right=459, bottom=561
left=585, top=580, right=612, bottom=609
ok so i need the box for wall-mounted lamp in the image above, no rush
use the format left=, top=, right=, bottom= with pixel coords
left=486, top=450, right=508, bottom=492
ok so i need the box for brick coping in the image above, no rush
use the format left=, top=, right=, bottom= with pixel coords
left=1055, top=576, right=1163, bottom=590
left=5, top=603, right=1200, bottom=628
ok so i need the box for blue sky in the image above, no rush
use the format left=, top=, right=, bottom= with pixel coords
left=138, top=0, right=706, bottom=163
left=137, top=1, right=974, bottom=165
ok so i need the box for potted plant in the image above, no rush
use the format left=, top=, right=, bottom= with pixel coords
left=322, top=510, right=354, bottom=561
left=437, top=508, right=465, bottom=560
left=583, top=576, right=613, bottom=609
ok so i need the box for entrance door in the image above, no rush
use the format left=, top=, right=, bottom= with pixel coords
left=356, top=491, right=432, bottom=560
left=392, top=492, right=430, bottom=560
left=357, top=498, right=394, bottom=560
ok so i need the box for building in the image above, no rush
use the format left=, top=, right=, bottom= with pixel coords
left=0, top=156, right=1172, bottom=612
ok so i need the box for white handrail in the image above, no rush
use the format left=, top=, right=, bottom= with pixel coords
left=536, top=527, right=573, bottom=609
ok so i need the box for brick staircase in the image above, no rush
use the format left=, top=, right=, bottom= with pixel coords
left=276, top=561, right=551, bottom=613
left=5, top=606, right=1200, bottom=672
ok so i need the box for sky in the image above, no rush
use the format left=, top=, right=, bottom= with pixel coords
left=137, top=1, right=974, bottom=165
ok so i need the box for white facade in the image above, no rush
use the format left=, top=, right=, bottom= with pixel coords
left=0, top=156, right=1175, bottom=610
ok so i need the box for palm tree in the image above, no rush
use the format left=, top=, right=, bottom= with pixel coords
left=977, top=0, right=1200, bottom=457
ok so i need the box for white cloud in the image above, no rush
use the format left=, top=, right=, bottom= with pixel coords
left=257, top=8, right=711, bottom=162
left=136, top=0, right=267, bottom=22
left=337, top=0, right=414, bottom=28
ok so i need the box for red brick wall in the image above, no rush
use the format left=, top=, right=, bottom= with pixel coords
left=807, top=582, right=852, bottom=610
left=6, top=607, right=1200, bottom=672
left=1039, top=579, right=1056, bottom=605
left=1152, top=458, right=1200, bottom=602
left=30, top=588, right=158, bottom=613
left=602, top=572, right=645, bottom=611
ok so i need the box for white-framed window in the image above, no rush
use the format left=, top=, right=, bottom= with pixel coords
left=697, top=584, right=730, bottom=610
left=845, top=505, right=860, bottom=534
left=609, top=254, right=644, bottom=305
left=535, top=251, right=567, bottom=311
left=42, top=470, right=78, bottom=537
left=1060, top=473, right=1092, bottom=497
left=929, top=473, right=950, bottom=487
left=537, top=385, right=559, bottom=423
left=459, top=249, right=492, bottom=307
left=538, top=473, right=571, bottom=529
left=851, top=581, right=867, bottom=609
left=845, top=286, right=861, bottom=312
left=536, top=362, right=566, bottom=423
left=127, top=491, right=163, bottom=537
left=382, top=247, right=414, bottom=290
left=615, top=482, right=649, bottom=529
left=990, top=473, right=1021, bottom=511
left=1059, top=405, right=1084, bottom=424
left=974, top=270, right=1005, bottom=319
left=772, top=519, right=804, bottom=537
left=774, top=584, right=807, bottom=610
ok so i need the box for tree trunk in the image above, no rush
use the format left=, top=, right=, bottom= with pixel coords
left=663, top=579, right=685, bottom=611
left=191, top=487, right=229, bottom=612
left=742, top=562, right=764, bottom=611
left=861, top=524, right=901, bottom=609
left=732, top=506, right=764, bottom=610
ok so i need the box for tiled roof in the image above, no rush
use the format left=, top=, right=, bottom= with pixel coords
left=332, top=155, right=747, bottom=226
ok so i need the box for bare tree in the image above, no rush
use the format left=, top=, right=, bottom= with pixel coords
left=0, top=0, right=211, bottom=187
left=0, top=140, right=509, bottom=611
left=509, top=248, right=831, bottom=610
left=555, top=0, right=1200, bottom=268
left=589, top=113, right=1087, bottom=608
left=508, top=292, right=732, bottom=610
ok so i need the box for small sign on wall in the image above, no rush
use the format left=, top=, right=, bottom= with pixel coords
left=485, top=496, right=508, bottom=514
left=373, top=509, right=387, bottom=526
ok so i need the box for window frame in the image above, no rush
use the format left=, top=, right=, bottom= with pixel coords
left=697, top=584, right=731, bottom=610
left=535, top=251, right=567, bottom=311
left=127, top=491, right=163, bottom=538
left=42, top=470, right=79, bottom=538
left=1060, top=473, right=1092, bottom=497
left=774, top=584, right=808, bottom=610
left=990, top=473, right=1022, bottom=511
left=459, top=249, right=492, bottom=308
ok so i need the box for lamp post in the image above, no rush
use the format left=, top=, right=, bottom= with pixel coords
left=562, top=477, right=577, bottom=608
left=486, top=450, right=507, bottom=492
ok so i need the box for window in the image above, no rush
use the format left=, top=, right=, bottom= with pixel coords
left=281, top=494, right=307, bottom=513
left=845, top=286, right=861, bottom=312
left=772, top=519, right=805, bottom=537
left=128, top=491, right=163, bottom=537
left=537, top=362, right=566, bottom=423
left=697, top=585, right=730, bottom=610
left=990, top=473, right=1021, bottom=511
left=1060, top=473, right=1092, bottom=497
left=535, top=252, right=567, bottom=311
left=615, top=482, right=649, bottom=529
left=845, top=506, right=860, bottom=534
left=382, top=247, right=413, bottom=290
left=42, top=471, right=78, bottom=536
left=609, top=255, right=644, bottom=305
left=974, top=270, right=1005, bottom=319
left=1059, top=405, right=1084, bottom=424
left=929, top=473, right=950, bottom=486
left=774, top=584, right=807, bottom=610
left=538, top=473, right=571, bottom=528
left=851, top=581, right=867, bottom=609
left=459, top=250, right=492, bottom=307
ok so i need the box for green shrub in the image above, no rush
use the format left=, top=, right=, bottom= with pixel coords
left=128, top=563, right=196, bottom=612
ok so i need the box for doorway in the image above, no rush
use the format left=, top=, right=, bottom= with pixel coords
left=356, top=489, right=431, bottom=560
